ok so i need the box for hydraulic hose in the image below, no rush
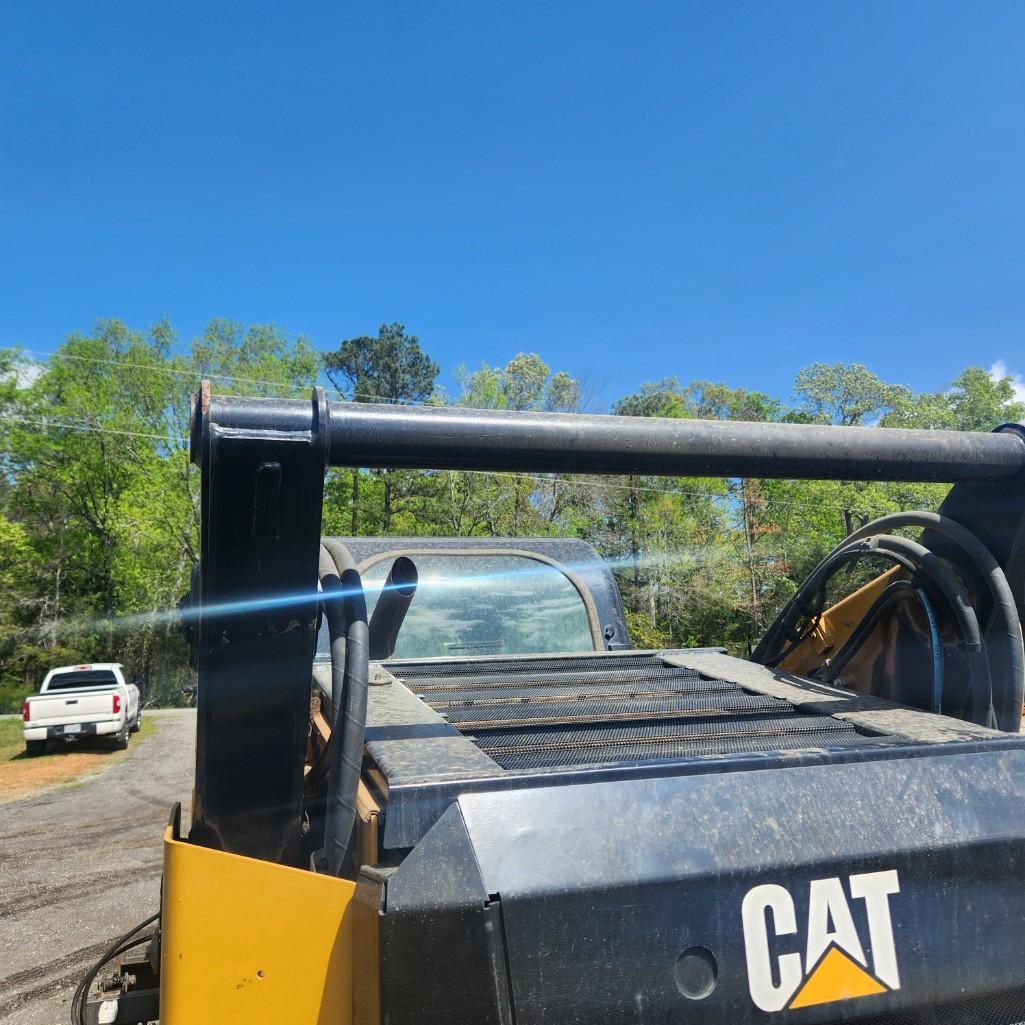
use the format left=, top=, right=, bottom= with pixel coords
left=757, top=541, right=921, bottom=668
left=319, top=544, right=369, bottom=877
left=755, top=528, right=997, bottom=727
left=834, top=535, right=990, bottom=724
left=821, top=579, right=944, bottom=716
left=845, top=512, right=1024, bottom=730
left=71, top=912, right=160, bottom=1025
left=820, top=580, right=915, bottom=683
left=915, top=586, right=944, bottom=714
left=368, top=556, right=419, bottom=661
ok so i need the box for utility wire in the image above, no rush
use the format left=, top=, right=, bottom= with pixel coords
left=0, top=413, right=182, bottom=443
left=17, top=347, right=417, bottom=406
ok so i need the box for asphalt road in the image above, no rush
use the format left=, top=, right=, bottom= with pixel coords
left=0, top=709, right=196, bottom=1024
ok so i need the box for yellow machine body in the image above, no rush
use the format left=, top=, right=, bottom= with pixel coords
left=778, top=568, right=896, bottom=679
left=160, top=823, right=377, bottom=1025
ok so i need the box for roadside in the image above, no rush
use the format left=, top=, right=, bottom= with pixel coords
left=0, top=708, right=196, bottom=1025
left=0, top=716, right=156, bottom=806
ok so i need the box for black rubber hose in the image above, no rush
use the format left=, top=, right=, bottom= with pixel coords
left=820, top=580, right=915, bottom=683
left=861, top=534, right=993, bottom=727
left=71, top=912, right=159, bottom=1025
left=758, top=542, right=920, bottom=668
left=845, top=512, right=1024, bottom=730
left=307, top=541, right=361, bottom=798
left=757, top=533, right=994, bottom=722
left=368, top=556, right=419, bottom=661
left=319, top=547, right=369, bottom=877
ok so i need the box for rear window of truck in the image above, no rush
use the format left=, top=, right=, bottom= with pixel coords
left=45, top=670, right=118, bottom=691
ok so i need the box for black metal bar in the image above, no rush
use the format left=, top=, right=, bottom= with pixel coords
left=327, top=402, right=1025, bottom=481
left=202, top=393, right=1025, bottom=482
left=188, top=385, right=329, bottom=863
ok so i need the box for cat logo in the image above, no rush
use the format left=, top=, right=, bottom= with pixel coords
left=741, top=870, right=900, bottom=1012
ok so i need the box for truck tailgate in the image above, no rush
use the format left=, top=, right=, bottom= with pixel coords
left=29, top=690, right=115, bottom=724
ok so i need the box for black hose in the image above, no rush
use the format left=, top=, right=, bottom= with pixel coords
left=847, top=536, right=992, bottom=726
left=915, top=586, right=944, bottom=714
left=319, top=546, right=369, bottom=877
left=820, top=577, right=945, bottom=715
left=820, top=535, right=992, bottom=724
left=759, top=543, right=920, bottom=668
left=820, top=580, right=915, bottom=683
left=368, top=557, right=419, bottom=661
left=847, top=512, right=1024, bottom=730
left=70, top=912, right=159, bottom=1025
left=755, top=527, right=998, bottom=725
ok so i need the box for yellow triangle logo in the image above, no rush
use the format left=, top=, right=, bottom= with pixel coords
left=788, top=945, right=888, bottom=1009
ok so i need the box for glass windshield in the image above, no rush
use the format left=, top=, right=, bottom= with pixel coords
left=318, top=553, right=595, bottom=660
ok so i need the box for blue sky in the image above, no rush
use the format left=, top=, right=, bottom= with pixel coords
left=2, top=1, right=1024, bottom=408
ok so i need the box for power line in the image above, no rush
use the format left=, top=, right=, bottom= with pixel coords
left=0, top=413, right=183, bottom=443
left=16, top=347, right=429, bottom=407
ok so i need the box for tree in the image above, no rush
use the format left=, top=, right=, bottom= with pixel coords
left=323, top=323, right=438, bottom=405
left=681, top=381, right=781, bottom=423
left=457, top=353, right=580, bottom=413
left=456, top=354, right=582, bottom=533
left=5, top=319, right=1021, bottom=712
left=794, top=363, right=909, bottom=426
left=884, top=366, right=1025, bottom=432
left=322, top=324, right=439, bottom=532
left=613, top=378, right=687, bottom=419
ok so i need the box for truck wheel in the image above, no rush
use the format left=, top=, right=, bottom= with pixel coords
left=111, top=726, right=129, bottom=751
left=25, top=740, right=47, bottom=757
left=129, top=712, right=142, bottom=734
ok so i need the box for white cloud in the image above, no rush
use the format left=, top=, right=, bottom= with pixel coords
left=15, top=361, right=42, bottom=389
left=989, top=360, right=1025, bottom=403
left=1, top=358, right=42, bottom=390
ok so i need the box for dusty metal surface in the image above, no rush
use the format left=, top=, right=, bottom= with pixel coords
left=395, top=651, right=949, bottom=772
left=664, top=650, right=1002, bottom=744
left=325, top=401, right=1025, bottom=482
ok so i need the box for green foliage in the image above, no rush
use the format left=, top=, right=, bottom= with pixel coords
left=613, top=378, right=687, bottom=419
left=0, top=318, right=322, bottom=710
left=456, top=352, right=580, bottom=412
left=794, top=362, right=910, bottom=425
left=322, top=324, right=440, bottom=533
left=323, top=323, right=438, bottom=404
left=1, top=328, right=1017, bottom=701
left=884, top=366, right=1025, bottom=431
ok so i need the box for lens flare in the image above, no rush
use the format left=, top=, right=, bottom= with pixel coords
left=20, top=547, right=731, bottom=642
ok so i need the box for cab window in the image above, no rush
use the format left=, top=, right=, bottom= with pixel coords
left=318, top=553, right=595, bottom=660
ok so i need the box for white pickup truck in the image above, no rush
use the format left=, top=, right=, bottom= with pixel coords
left=22, top=663, right=141, bottom=756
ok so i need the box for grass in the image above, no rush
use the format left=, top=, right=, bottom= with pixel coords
left=0, top=713, right=156, bottom=804
left=0, top=717, right=24, bottom=758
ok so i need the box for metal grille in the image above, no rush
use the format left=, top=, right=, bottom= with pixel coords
left=390, top=652, right=896, bottom=770
left=441, top=693, right=783, bottom=729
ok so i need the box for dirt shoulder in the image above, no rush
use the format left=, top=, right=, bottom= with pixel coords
left=0, top=715, right=156, bottom=805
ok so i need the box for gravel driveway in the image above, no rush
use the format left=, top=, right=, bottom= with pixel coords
left=0, top=709, right=196, bottom=1024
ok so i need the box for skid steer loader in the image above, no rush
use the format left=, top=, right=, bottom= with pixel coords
left=76, top=384, right=1025, bottom=1025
